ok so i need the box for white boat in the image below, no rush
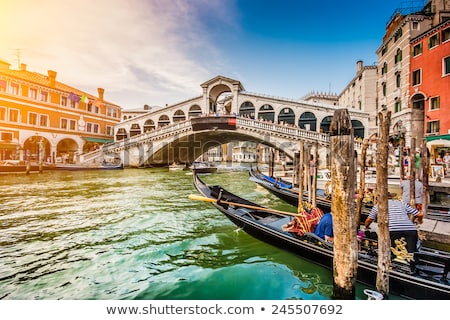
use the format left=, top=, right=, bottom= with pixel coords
left=168, top=162, right=186, bottom=171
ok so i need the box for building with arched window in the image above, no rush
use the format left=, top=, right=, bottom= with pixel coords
left=0, top=60, right=121, bottom=163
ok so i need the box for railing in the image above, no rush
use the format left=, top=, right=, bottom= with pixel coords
left=103, top=115, right=371, bottom=153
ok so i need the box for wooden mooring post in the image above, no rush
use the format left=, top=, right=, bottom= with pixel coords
left=374, top=111, right=391, bottom=298
left=330, top=109, right=358, bottom=299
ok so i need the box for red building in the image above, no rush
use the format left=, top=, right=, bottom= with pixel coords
left=410, top=20, right=450, bottom=160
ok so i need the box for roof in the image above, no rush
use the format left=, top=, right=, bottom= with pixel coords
left=0, top=65, right=120, bottom=107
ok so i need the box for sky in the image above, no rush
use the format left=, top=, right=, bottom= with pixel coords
left=0, top=0, right=425, bottom=110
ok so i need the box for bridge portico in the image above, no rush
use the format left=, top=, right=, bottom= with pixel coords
left=114, top=75, right=369, bottom=141
left=102, top=76, right=371, bottom=167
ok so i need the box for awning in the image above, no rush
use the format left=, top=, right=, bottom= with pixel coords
left=82, top=137, right=114, bottom=144
left=425, top=134, right=450, bottom=142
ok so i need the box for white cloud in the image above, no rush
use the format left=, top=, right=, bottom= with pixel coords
left=0, top=0, right=232, bottom=109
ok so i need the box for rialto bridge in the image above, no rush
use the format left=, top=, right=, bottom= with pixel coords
left=91, top=76, right=371, bottom=167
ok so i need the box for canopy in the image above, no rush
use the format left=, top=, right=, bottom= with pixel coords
left=82, top=137, right=114, bottom=144
left=425, top=134, right=450, bottom=142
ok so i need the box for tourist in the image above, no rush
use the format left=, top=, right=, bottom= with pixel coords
left=364, top=193, right=423, bottom=254
left=314, top=212, right=333, bottom=243
left=400, top=175, right=423, bottom=210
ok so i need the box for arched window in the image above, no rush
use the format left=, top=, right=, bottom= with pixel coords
left=278, top=107, right=295, bottom=125
left=320, top=116, right=333, bottom=134
left=351, top=120, right=365, bottom=139
left=239, top=101, right=255, bottom=118
left=173, top=110, right=186, bottom=122
left=143, top=119, right=155, bottom=132
left=298, top=112, right=317, bottom=131
left=258, top=104, right=274, bottom=122
left=130, top=123, right=141, bottom=137
left=188, top=105, right=202, bottom=118
left=116, top=128, right=127, bottom=141
left=158, top=115, right=170, bottom=127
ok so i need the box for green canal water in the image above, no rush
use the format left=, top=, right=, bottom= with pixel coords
left=0, top=167, right=396, bottom=300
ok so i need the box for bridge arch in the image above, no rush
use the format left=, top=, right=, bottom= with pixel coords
left=239, top=101, right=255, bottom=118
left=278, top=107, right=295, bottom=125
left=130, top=123, right=141, bottom=137
left=320, top=116, right=333, bottom=133
left=258, top=104, right=275, bottom=122
left=352, top=120, right=365, bottom=139
left=144, top=119, right=155, bottom=132
left=158, top=115, right=170, bottom=127
left=188, top=105, right=202, bottom=118
left=173, top=110, right=186, bottom=122
left=116, top=128, right=127, bottom=140
left=298, top=111, right=317, bottom=131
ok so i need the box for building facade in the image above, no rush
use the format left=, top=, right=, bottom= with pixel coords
left=410, top=19, right=450, bottom=160
left=338, top=60, right=378, bottom=136
left=0, top=60, right=122, bottom=164
left=377, top=0, right=450, bottom=149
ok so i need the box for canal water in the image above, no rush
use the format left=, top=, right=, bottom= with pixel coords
left=0, top=167, right=392, bottom=300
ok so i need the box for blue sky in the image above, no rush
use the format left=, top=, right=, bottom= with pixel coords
left=0, top=0, right=424, bottom=109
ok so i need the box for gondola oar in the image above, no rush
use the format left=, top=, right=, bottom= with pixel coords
left=188, top=194, right=300, bottom=217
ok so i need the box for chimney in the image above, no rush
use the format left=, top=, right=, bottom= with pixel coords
left=356, top=60, right=363, bottom=73
left=97, top=87, right=104, bottom=101
left=20, top=63, right=27, bottom=71
left=48, top=70, right=57, bottom=87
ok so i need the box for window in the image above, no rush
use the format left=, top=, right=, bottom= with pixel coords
left=412, top=21, right=419, bottom=30
left=69, top=119, right=76, bottom=130
left=61, top=96, right=68, bottom=107
left=10, top=83, right=19, bottom=95
left=1, top=132, right=13, bottom=141
left=93, top=123, right=99, bottom=133
left=382, top=83, right=387, bottom=97
left=394, top=28, right=402, bottom=42
left=29, top=88, right=37, bottom=99
left=39, top=114, right=48, bottom=127
left=381, top=45, right=388, bottom=56
left=412, top=43, right=422, bottom=56
left=429, top=33, right=440, bottom=49
left=86, top=122, right=92, bottom=132
left=70, top=99, right=76, bottom=108
left=443, top=27, right=450, bottom=42
left=382, top=62, right=388, bottom=75
left=0, top=107, right=6, bottom=120
left=9, top=109, right=19, bottom=122
left=87, top=103, right=92, bottom=112
left=412, top=69, right=421, bottom=86
left=430, top=96, right=440, bottom=110
left=40, top=91, right=48, bottom=102
left=395, top=100, right=402, bottom=112
left=61, top=118, right=68, bottom=129
left=395, top=49, right=402, bottom=63
left=444, top=56, right=450, bottom=76
left=427, top=120, right=440, bottom=134
left=106, top=126, right=114, bottom=136
left=29, top=112, right=38, bottom=125
left=396, top=73, right=401, bottom=88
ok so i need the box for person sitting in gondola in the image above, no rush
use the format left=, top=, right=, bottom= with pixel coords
left=314, top=212, right=333, bottom=243
left=282, top=205, right=323, bottom=236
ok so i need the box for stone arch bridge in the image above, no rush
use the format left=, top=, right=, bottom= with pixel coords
left=85, top=75, right=371, bottom=167
left=99, top=115, right=367, bottom=167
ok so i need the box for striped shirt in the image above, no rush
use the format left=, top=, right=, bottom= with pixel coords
left=368, top=200, right=419, bottom=232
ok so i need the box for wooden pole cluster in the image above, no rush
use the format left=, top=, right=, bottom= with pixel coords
left=312, top=142, right=318, bottom=208
left=410, top=138, right=416, bottom=207
left=375, top=111, right=391, bottom=298
left=421, top=141, right=429, bottom=217
left=330, top=109, right=358, bottom=299
left=298, top=142, right=305, bottom=213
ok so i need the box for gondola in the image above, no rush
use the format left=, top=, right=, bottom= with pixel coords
left=191, top=173, right=450, bottom=300
left=249, top=166, right=372, bottom=222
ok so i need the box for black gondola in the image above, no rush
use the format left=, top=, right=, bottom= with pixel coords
left=191, top=173, right=450, bottom=300
left=248, top=166, right=372, bottom=222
